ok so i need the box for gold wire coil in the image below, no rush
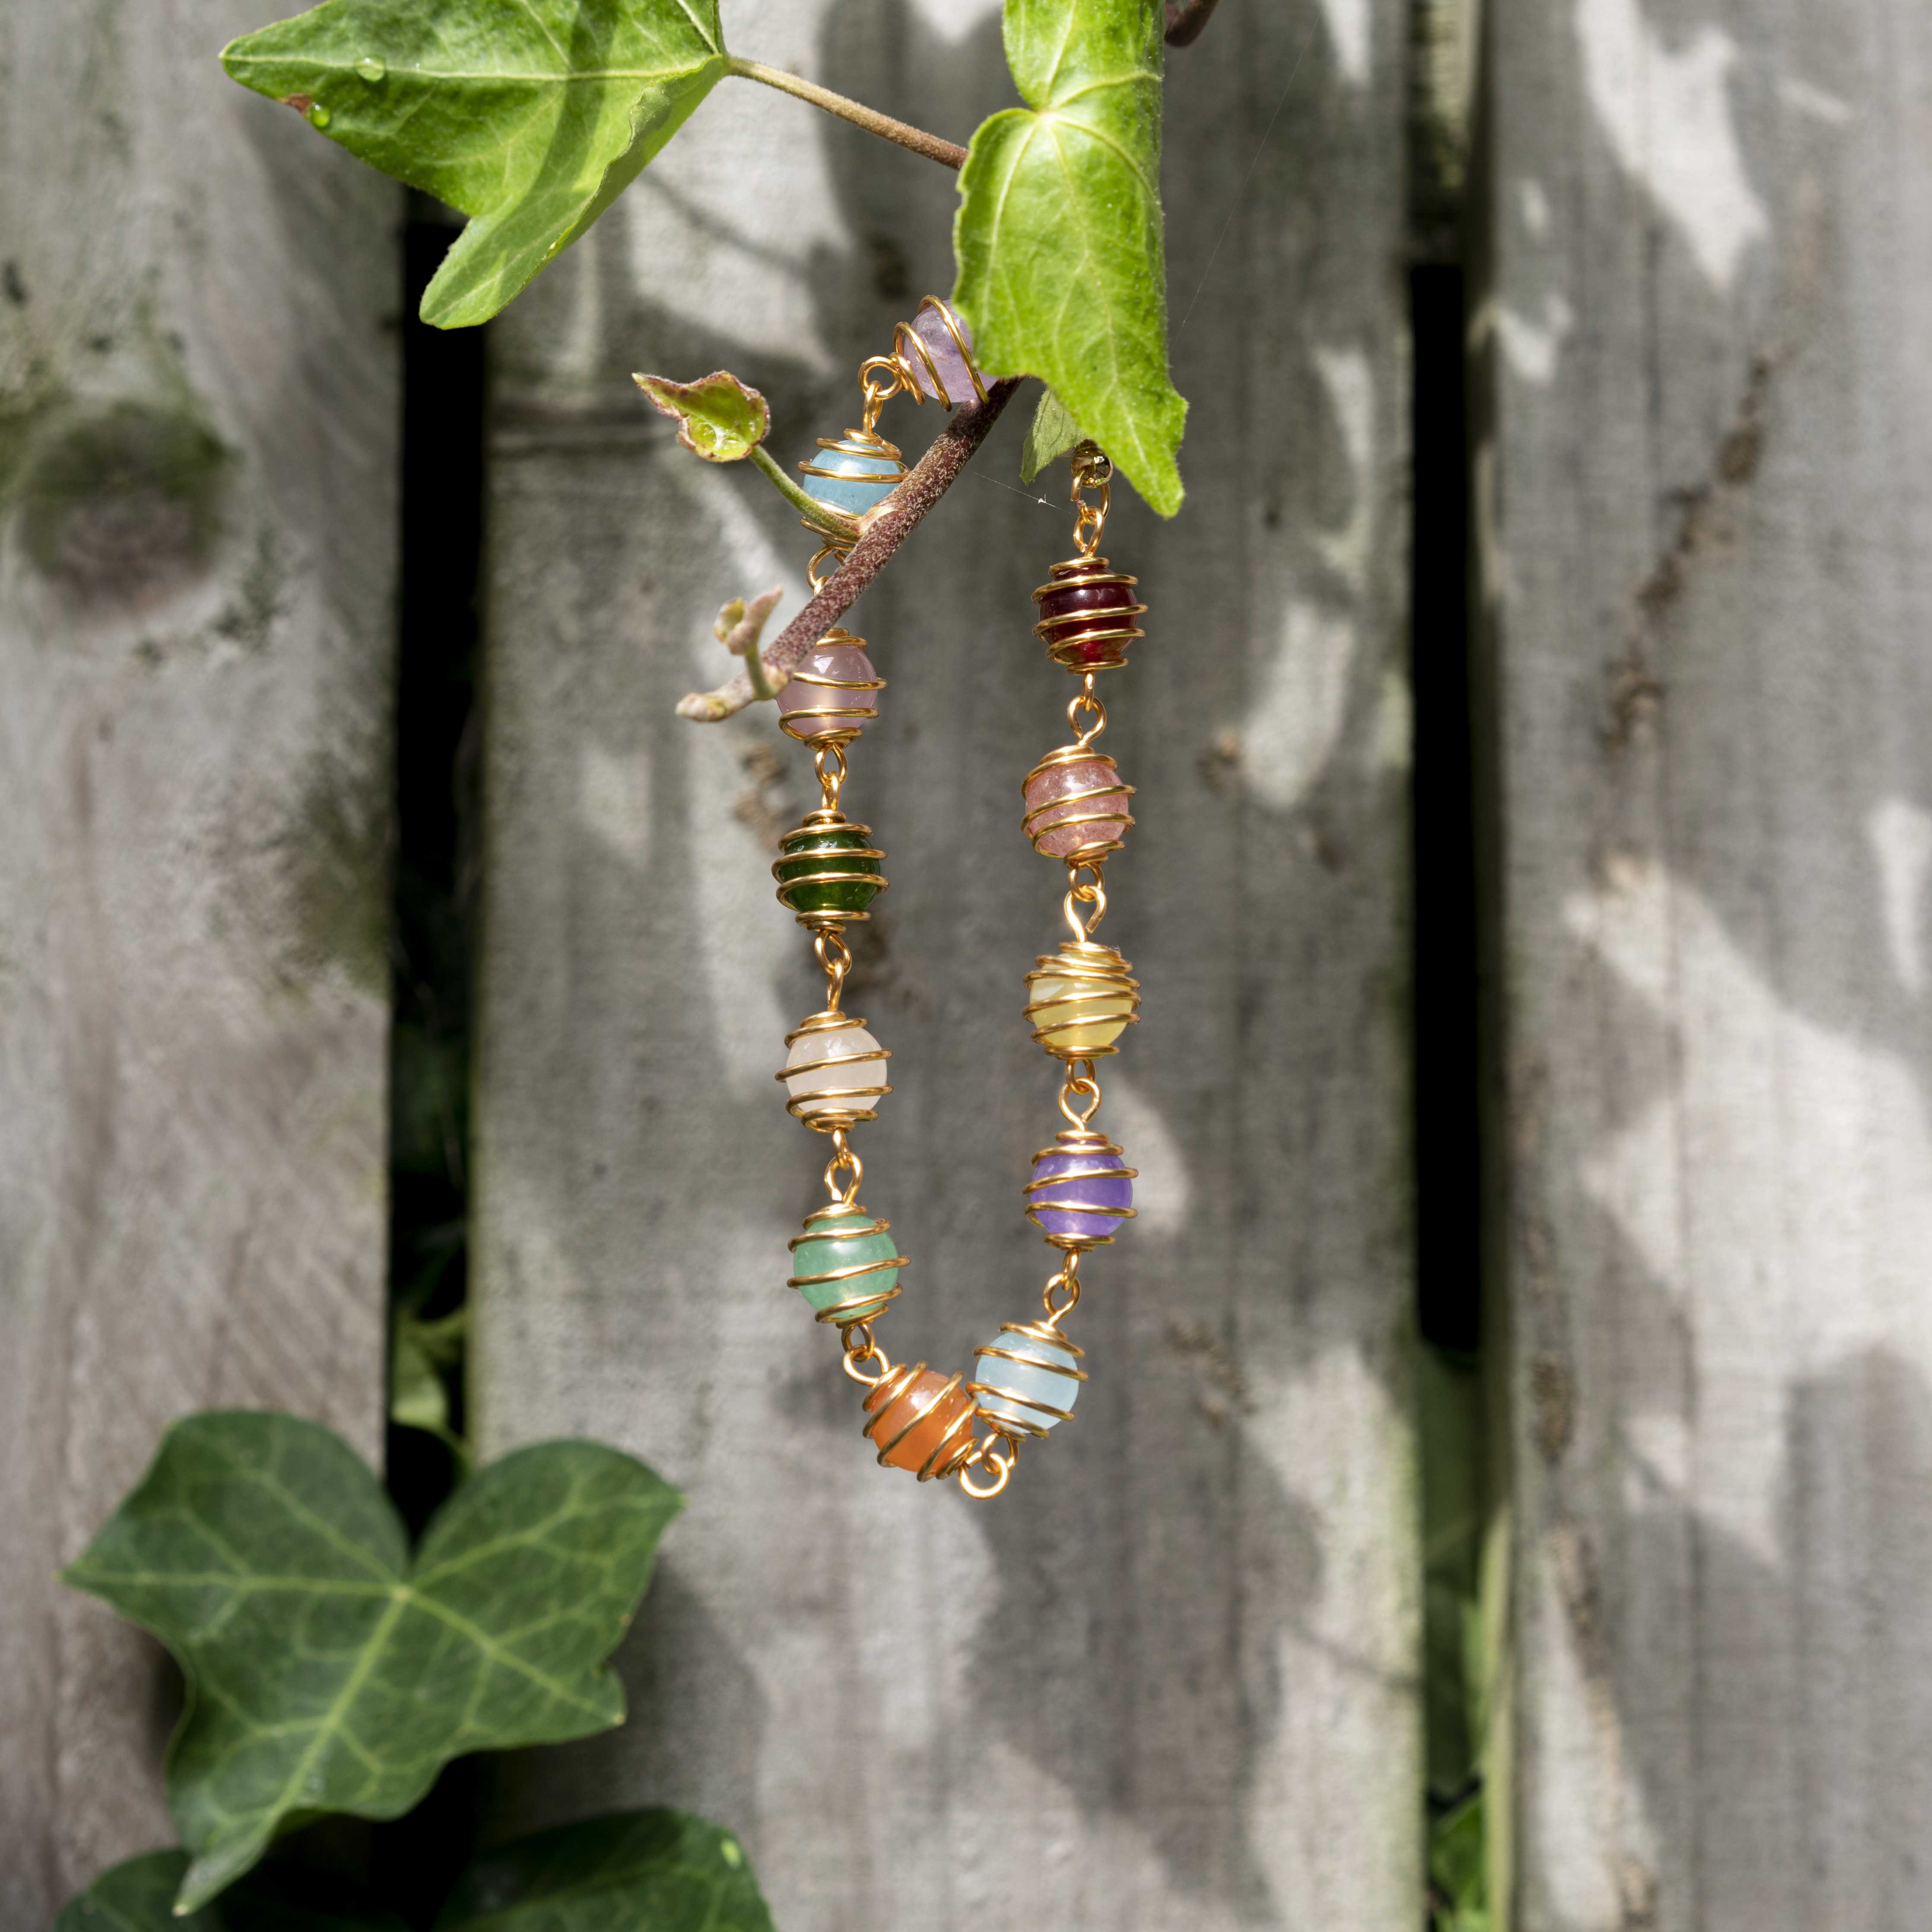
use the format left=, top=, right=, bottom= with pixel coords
left=861, top=1360, right=980, bottom=1480
left=786, top=1198, right=906, bottom=1325
left=967, top=1319, right=1089, bottom=1438
left=1023, top=1126, right=1139, bottom=1249
left=779, top=625, right=884, bottom=746
left=798, top=425, right=906, bottom=531
left=1023, top=938, right=1141, bottom=1059
left=777, top=1009, right=892, bottom=1130
left=1020, top=742, right=1138, bottom=864
left=1031, top=556, right=1147, bottom=673
left=772, top=808, right=887, bottom=928
left=858, top=295, right=987, bottom=416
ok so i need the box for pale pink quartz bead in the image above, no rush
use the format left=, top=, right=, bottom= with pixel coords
left=779, top=640, right=880, bottom=740
left=1023, top=755, right=1132, bottom=859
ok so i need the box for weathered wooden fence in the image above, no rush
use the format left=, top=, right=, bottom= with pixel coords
left=1482, top=1, right=1932, bottom=1928
left=5, top=0, right=1930, bottom=1928
left=0, top=2, right=396, bottom=1924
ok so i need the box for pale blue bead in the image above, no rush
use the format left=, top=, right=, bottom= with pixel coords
left=803, top=448, right=903, bottom=515
left=975, top=1335, right=1081, bottom=1431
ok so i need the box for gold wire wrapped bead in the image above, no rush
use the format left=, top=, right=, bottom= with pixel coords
left=1021, top=744, right=1136, bottom=862
left=1032, top=557, right=1147, bottom=672
left=776, top=1010, right=891, bottom=1128
left=865, top=295, right=987, bottom=411
left=861, top=1363, right=979, bottom=1479
left=779, top=628, right=883, bottom=744
left=969, top=1321, right=1087, bottom=1436
left=1023, top=939, right=1141, bottom=1058
left=1024, top=1129, right=1137, bottom=1248
left=772, top=810, right=886, bottom=925
left=797, top=426, right=907, bottom=521
left=786, top=1200, right=905, bottom=1325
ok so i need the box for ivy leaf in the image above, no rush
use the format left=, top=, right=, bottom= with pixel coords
left=1020, top=387, right=1087, bottom=483
left=56, top=1851, right=407, bottom=1930
left=1428, top=1789, right=1489, bottom=1932
left=219, top=0, right=730, bottom=328
left=64, top=1414, right=681, bottom=1916
left=391, top=1305, right=470, bottom=1465
left=633, top=371, right=771, bottom=462
left=437, top=1811, right=776, bottom=1930
left=953, top=0, right=1187, bottom=515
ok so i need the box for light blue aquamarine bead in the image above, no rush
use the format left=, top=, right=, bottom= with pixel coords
left=972, top=1330, right=1084, bottom=1433
left=801, top=446, right=904, bottom=515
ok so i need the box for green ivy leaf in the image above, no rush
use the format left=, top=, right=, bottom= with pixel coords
left=391, top=1304, right=470, bottom=1464
left=436, top=1811, right=775, bottom=1930
left=56, top=1851, right=407, bottom=1930
left=633, top=371, right=771, bottom=462
left=64, top=1414, right=682, bottom=1916
left=219, top=0, right=730, bottom=328
left=1428, top=1790, right=1489, bottom=1932
left=954, top=0, right=1187, bottom=515
left=1020, top=387, right=1087, bottom=483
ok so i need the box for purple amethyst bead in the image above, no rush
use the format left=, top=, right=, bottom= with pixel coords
left=907, top=302, right=979, bottom=406
left=1027, top=1149, right=1134, bottom=1240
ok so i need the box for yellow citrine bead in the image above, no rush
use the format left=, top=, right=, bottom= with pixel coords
left=1023, top=940, right=1140, bottom=1058
left=1027, top=973, right=1133, bottom=1051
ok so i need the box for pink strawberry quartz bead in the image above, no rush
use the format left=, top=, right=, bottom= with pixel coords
left=1023, top=755, right=1132, bottom=860
left=779, top=639, right=880, bottom=741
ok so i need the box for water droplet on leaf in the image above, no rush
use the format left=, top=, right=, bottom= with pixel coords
left=720, top=1838, right=743, bottom=1867
left=355, top=56, right=386, bottom=82
left=308, top=102, right=332, bottom=127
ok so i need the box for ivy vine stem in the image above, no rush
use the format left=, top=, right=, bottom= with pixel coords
left=678, top=377, right=1024, bottom=721
left=749, top=445, right=864, bottom=542
left=724, top=57, right=969, bottom=169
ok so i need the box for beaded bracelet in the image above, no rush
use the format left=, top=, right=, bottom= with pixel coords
left=772, top=300, right=1144, bottom=1501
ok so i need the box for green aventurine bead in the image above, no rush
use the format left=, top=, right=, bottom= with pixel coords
left=775, top=826, right=883, bottom=915
left=789, top=1220, right=901, bottom=1318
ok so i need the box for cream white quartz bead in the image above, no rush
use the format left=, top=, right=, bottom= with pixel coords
left=776, top=1017, right=890, bottom=1126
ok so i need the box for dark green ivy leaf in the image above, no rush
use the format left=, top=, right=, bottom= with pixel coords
left=954, top=0, right=1187, bottom=514
left=219, top=0, right=730, bottom=327
left=1429, top=1789, right=1490, bottom=1932
left=64, top=1414, right=681, bottom=1915
left=55, top=1851, right=407, bottom=1931
left=436, top=1811, right=776, bottom=1931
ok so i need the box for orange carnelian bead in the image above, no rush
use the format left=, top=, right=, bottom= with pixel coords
left=863, top=1368, right=975, bottom=1476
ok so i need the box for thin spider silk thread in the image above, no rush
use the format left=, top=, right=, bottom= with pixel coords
left=1175, top=18, right=1316, bottom=334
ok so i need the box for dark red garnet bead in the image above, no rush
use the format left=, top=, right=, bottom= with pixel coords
left=1032, top=558, right=1147, bottom=672
left=1037, top=580, right=1137, bottom=623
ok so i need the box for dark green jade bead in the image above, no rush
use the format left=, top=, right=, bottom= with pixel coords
left=774, top=826, right=883, bottom=915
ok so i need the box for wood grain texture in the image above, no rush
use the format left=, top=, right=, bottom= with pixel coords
left=1481, top=0, right=1932, bottom=1926
left=0, top=4, right=398, bottom=1919
left=470, top=2, right=1418, bottom=1926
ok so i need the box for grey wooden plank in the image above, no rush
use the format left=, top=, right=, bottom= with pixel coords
left=472, top=3, right=1418, bottom=1926
left=0, top=3, right=398, bottom=1918
left=1481, top=0, right=1932, bottom=1926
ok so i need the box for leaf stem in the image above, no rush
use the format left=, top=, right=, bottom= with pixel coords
left=750, top=446, right=861, bottom=541
left=678, top=379, right=1024, bottom=722
left=725, top=57, right=969, bottom=170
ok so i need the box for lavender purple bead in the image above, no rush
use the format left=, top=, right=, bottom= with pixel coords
left=907, top=302, right=979, bottom=406
left=1027, top=1149, right=1134, bottom=1240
